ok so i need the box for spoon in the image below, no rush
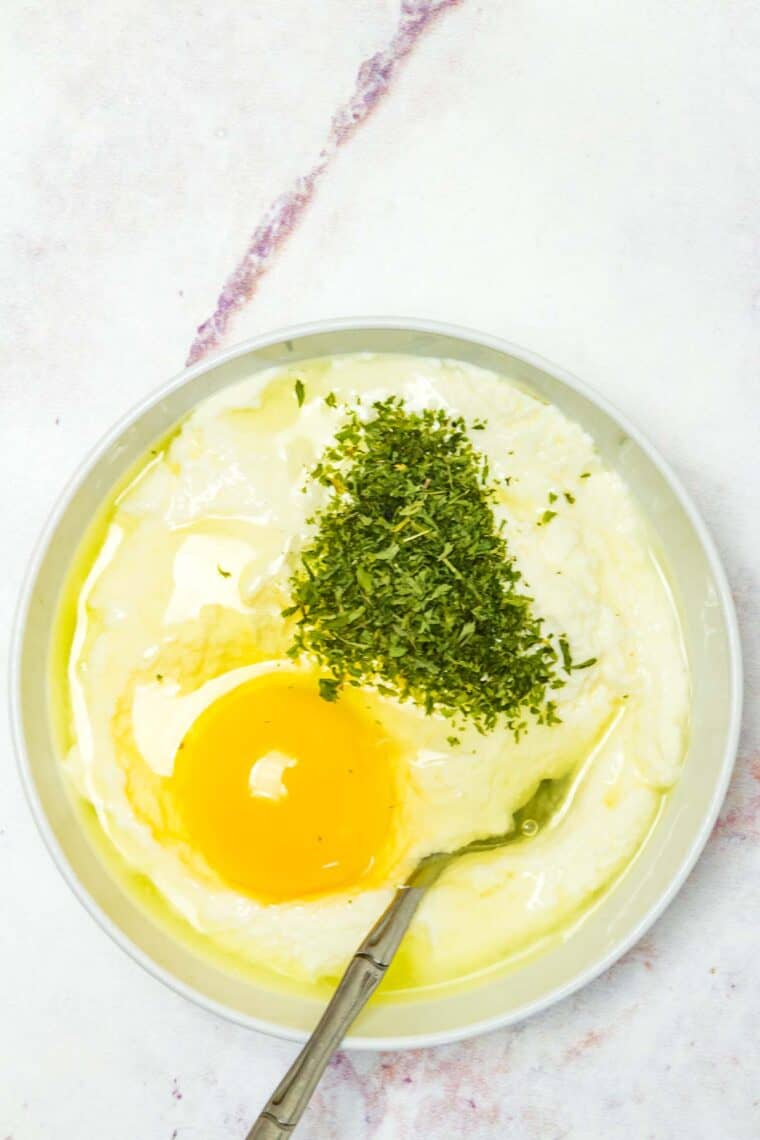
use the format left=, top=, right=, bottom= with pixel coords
left=245, top=825, right=527, bottom=1138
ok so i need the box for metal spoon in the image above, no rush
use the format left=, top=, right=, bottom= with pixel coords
left=245, top=826, right=524, bottom=1139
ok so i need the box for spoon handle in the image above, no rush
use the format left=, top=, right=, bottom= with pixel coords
left=246, top=884, right=425, bottom=1138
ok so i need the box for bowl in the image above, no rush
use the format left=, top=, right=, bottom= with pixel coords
left=11, top=318, right=742, bottom=1049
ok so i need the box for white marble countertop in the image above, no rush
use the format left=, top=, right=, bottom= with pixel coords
left=2, top=2, right=759, bottom=1137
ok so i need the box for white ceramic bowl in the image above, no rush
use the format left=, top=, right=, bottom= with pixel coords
left=11, top=319, right=741, bottom=1049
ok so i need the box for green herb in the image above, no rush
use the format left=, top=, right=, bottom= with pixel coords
left=558, top=636, right=596, bottom=674
left=324, top=391, right=338, bottom=408
left=294, top=378, right=306, bottom=407
left=548, top=491, right=558, bottom=504
left=318, top=677, right=340, bottom=702
left=564, top=491, right=575, bottom=504
left=155, top=673, right=164, bottom=682
left=356, top=565, right=373, bottom=592
left=538, top=510, right=557, bottom=526
left=217, top=565, right=232, bottom=578
left=285, top=397, right=570, bottom=735
left=580, top=471, right=591, bottom=479
left=447, top=735, right=461, bottom=747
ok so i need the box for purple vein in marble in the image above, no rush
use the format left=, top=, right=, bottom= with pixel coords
left=187, top=0, right=462, bottom=365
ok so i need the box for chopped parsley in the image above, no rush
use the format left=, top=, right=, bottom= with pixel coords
left=559, top=636, right=596, bottom=673
left=564, top=491, right=575, bottom=504
left=548, top=491, right=558, bottom=504
left=217, top=565, right=232, bottom=578
left=318, top=677, right=340, bottom=702
left=324, top=391, right=338, bottom=408
left=538, top=509, right=557, bottom=526
left=284, top=397, right=575, bottom=735
left=294, top=378, right=306, bottom=407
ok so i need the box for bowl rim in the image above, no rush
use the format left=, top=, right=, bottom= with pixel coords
left=10, top=316, right=743, bottom=1050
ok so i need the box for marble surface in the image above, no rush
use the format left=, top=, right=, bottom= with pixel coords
left=2, top=1, right=759, bottom=1136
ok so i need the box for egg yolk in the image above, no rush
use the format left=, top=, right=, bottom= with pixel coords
left=166, top=673, right=397, bottom=902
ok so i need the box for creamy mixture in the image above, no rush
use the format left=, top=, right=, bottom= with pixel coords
left=59, top=354, right=689, bottom=991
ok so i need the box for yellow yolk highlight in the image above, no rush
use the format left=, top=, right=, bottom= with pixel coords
left=166, top=674, right=397, bottom=902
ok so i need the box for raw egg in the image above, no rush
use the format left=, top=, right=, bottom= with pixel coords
left=166, top=673, right=397, bottom=902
